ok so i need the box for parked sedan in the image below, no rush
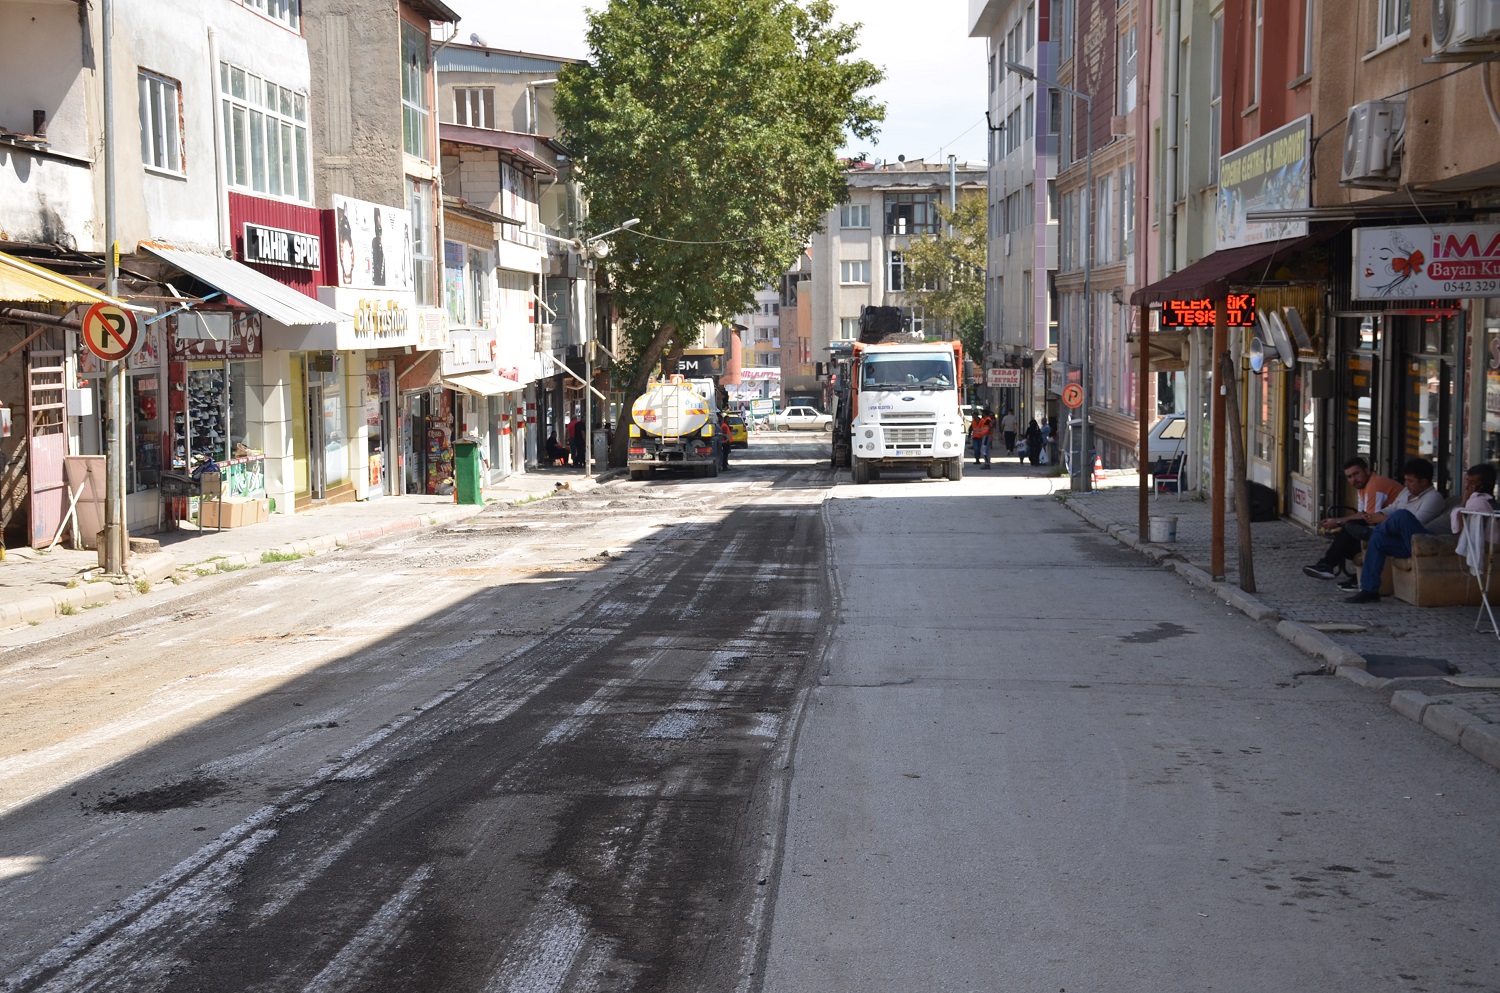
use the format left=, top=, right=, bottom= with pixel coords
left=765, top=406, right=833, bottom=431
left=725, top=413, right=749, bottom=449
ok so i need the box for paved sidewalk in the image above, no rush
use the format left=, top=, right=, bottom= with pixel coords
left=1064, top=471, right=1500, bottom=772
left=0, top=463, right=620, bottom=631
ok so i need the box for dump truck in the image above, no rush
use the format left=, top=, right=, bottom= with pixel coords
left=627, top=376, right=722, bottom=480
left=834, top=329, right=966, bottom=482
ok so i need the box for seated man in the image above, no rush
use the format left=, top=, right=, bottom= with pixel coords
left=1345, top=458, right=1448, bottom=604
left=1304, top=456, right=1404, bottom=581
left=544, top=434, right=570, bottom=466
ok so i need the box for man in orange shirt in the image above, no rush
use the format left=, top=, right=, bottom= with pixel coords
left=970, top=407, right=996, bottom=469
left=1303, top=456, right=1405, bottom=580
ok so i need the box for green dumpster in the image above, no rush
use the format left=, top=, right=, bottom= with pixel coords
left=453, top=440, right=484, bottom=505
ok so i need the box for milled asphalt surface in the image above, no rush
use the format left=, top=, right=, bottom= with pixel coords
left=1064, top=470, right=1500, bottom=772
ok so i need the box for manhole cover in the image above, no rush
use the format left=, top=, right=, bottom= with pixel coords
left=1362, top=655, right=1457, bottom=679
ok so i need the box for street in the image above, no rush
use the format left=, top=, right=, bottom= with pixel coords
left=2, top=436, right=1497, bottom=992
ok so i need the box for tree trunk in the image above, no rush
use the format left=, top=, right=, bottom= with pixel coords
left=608, top=321, right=678, bottom=468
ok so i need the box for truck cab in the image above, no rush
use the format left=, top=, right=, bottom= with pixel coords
left=847, top=341, right=966, bottom=483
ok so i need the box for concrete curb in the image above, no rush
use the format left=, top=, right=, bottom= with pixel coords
left=1061, top=495, right=1500, bottom=772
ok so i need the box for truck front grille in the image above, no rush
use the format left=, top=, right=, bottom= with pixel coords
left=882, top=426, right=935, bottom=448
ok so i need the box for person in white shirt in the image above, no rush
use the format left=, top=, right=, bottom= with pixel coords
left=1000, top=410, right=1019, bottom=455
left=1453, top=464, right=1498, bottom=577
left=1346, top=458, right=1447, bottom=603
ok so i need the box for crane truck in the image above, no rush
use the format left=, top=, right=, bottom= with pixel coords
left=627, top=376, right=722, bottom=480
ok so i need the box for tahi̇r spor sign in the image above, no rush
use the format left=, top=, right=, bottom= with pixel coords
left=1354, top=224, right=1500, bottom=299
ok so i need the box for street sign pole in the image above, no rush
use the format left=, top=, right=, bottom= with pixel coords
left=101, top=0, right=127, bottom=576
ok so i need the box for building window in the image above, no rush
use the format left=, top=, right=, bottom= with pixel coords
left=138, top=71, right=183, bottom=173
left=1301, top=0, right=1316, bottom=75
left=909, top=307, right=925, bottom=337
left=453, top=87, right=495, bottom=129
left=1026, top=2, right=1036, bottom=49
left=1121, top=163, right=1135, bottom=257
left=1377, top=0, right=1410, bottom=44
left=840, top=203, right=870, bottom=228
left=889, top=251, right=908, bottom=292
left=1118, top=26, right=1138, bottom=114
left=839, top=317, right=860, bottom=340
left=407, top=178, right=435, bottom=306
left=1209, top=14, right=1223, bottom=184
left=840, top=260, right=870, bottom=284
left=238, top=0, right=300, bottom=29
left=884, top=193, right=939, bottom=235
left=1253, top=0, right=1264, bottom=105
left=989, top=53, right=997, bottom=92
left=1049, top=90, right=1061, bottom=135
left=401, top=20, right=430, bottom=160
left=220, top=63, right=310, bottom=201
left=1024, top=94, right=1035, bottom=141
left=1095, top=175, right=1112, bottom=264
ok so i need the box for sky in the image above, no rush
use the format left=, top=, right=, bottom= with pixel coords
left=442, top=1, right=989, bottom=167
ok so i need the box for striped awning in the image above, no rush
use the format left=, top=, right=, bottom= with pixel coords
left=0, top=251, right=132, bottom=308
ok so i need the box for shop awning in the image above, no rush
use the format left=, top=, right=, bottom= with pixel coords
left=1130, top=236, right=1317, bottom=306
left=0, top=250, right=134, bottom=308
left=443, top=371, right=525, bottom=396
left=141, top=243, right=349, bottom=327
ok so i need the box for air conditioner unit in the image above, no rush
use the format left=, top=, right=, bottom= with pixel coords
left=1432, top=0, right=1500, bottom=55
left=1340, top=100, right=1405, bottom=188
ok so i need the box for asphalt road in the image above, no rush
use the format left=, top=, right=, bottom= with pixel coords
left=3, top=435, right=1497, bottom=993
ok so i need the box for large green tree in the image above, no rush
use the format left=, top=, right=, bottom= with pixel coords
left=554, top=0, right=883, bottom=466
left=899, top=194, right=987, bottom=360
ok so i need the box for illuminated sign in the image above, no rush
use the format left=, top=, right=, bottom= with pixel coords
left=1161, top=294, right=1257, bottom=329
left=243, top=223, right=321, bottom=270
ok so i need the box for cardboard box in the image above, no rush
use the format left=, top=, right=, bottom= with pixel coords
left=253, top=498, right=269, bottom=523
left=200, top=498, right=253, bottom=529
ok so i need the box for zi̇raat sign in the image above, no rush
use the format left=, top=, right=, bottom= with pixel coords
left=332, top=195, right=413, bottom=292
left=243, top=223, right=320, bottom=270
left=1216, top=116, right=1310, bottom=251
left=1354, top=223, right=1500, bottom=299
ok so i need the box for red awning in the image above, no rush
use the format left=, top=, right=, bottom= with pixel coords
left=1130, top=234, right=1322, bottom=306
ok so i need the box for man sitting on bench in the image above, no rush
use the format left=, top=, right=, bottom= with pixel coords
left=1303, top=456, right=1403, bottom=584
left=1345, top=458, right=1448, bottom=604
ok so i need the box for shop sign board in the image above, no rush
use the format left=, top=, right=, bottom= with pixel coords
left=1217, top=116, right=1310, bottom=250
left=243, top=222, right=321, bottom=270
left=443, top=328, right=498, bottom=375
left=1161, top=294, right=1257, bottom=328
left=318, top=287, right=424, bottom=351
left=987, top=367, right=1022, bottom=388
left=332, top=195, right=414, bottom=292
left=1353, top=223, right=1500, bottom=299
left=170, top=313, right=262, bottom=361
left=671, top=350, right=724, bottom=377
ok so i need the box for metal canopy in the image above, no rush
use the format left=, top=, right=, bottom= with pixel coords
left=442, top=371, right=525, bottom=396
left=140, top=243, right=348, bottom=327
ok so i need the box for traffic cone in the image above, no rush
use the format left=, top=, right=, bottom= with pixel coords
left=1092, top=454, right=1104, bottom=484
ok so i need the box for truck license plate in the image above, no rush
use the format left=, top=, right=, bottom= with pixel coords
left=891, top=449, right=912, bottom=457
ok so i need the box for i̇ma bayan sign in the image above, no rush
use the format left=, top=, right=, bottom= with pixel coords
left=1216, top=116, right=1310, bottom=250
left=1354, top=224, right=1500, bottom=299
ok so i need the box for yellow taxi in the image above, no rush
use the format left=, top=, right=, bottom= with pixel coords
left=725, top=413, right=749, bottom=449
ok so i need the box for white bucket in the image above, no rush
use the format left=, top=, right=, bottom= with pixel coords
left=1148, top=515, right=1178, bottom=543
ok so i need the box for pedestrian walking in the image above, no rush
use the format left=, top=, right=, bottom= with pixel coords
left=1025, top=418, right=1043, bottom=467
left=569, top=418, right=585, bottom=467
left=970, top=407, right=995, bottom=468
left=1000, top=409, right=1018, bottom=455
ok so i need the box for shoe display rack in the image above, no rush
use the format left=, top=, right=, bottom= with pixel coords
left=177, top=367, right=230, bottom=468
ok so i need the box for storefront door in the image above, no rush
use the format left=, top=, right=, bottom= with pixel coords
left=1397, top=315, right=1460, bottom=495
left=307, top=382, right=326, bottom=500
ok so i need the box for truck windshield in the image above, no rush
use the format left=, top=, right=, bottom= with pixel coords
left=861, top=355, right=954, bottom=390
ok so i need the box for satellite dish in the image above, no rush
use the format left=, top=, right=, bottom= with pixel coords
left=1263, top=310, right=1296, bottom=366
left=469, top=32, right=486, bottom=46
left=1248, top=336, right=1267, bottom=373
left=1284, top=306, right=1314, bottom=354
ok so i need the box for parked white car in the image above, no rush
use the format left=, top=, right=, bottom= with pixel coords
left=766, top=406, right=833, bottom=431
left=1144, top=413, right=1186, bottom=463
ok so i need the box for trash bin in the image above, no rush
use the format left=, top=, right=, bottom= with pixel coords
left=453, top=441, right=483, bottom=505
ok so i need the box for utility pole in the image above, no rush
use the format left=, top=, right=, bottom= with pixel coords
left=102, top=0, right=127, bottom=576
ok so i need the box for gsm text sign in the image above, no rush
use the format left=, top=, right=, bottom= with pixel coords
left=81, top=302, right=140, bottom=362
left=1160, top=293, right=1257, bottom=329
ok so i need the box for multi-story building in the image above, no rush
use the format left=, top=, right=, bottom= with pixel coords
left=726, top=285, right=781, bottom=402
left=809, top=159, right=986, bottom=387
left=435, top=43, right=576, bottom=479
left=779, top=252, right=816, bottom=403
left=970, top=0, right=1056, bottom=422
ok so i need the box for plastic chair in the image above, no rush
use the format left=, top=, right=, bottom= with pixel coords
left=1152, top=453, right=1185, bottom=498
left=1459, top=509, right=1499, bottom=639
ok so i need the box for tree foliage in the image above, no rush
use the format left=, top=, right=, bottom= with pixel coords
left=554, top=0, right=884, bottom=464
left=899, top=194, right=988, bottom=360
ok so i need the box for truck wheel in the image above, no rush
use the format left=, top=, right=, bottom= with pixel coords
left=629, top=469, right=649, bottom=481
left=947, top=457, right=964, bottom=481
left=927, top=463, right=944, bottom=479
left=706, top=461, right=720, bottom=478
left=852, top=459, right=870, bottom=484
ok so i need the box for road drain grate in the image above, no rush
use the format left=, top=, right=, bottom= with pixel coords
left=1362, top=655, right=1457, bottom=679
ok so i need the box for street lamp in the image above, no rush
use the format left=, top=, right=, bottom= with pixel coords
left=577, top=219, right=639, bottom=477
left=1006, top=60, right=1093, bottom=493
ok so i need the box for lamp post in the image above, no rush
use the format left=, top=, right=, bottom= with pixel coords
left=1006, top=60, right=1093, bottom=493
left=571, top=219, right=639, bottom=477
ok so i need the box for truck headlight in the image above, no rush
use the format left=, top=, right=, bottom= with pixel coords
left=863, top=429, right=874, bottom=439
